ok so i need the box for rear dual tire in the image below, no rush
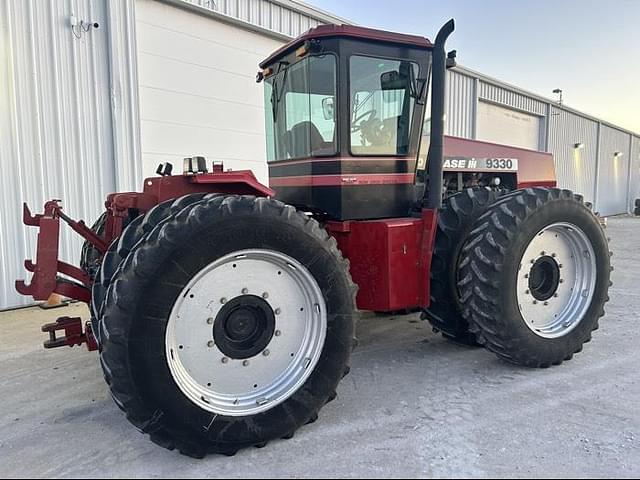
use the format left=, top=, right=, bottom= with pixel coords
left=423, top=187, right=501, bottom=345
left=458, top=187, right=611, bottom=367
left=97, top=195, right=357, bottom=457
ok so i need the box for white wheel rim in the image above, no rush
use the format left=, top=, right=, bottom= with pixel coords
left=165, top=249, right=327, bottom=416
left=517, top=222, right=597, bottom=339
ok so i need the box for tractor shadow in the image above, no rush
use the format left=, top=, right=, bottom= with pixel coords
left=348, top=310, right=533, bottom=395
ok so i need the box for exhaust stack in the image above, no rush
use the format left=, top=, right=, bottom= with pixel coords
left=424, top=19, right=455, bottom=210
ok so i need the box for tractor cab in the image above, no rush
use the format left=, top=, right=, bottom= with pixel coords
left=258, top=25, right=435, bottom=220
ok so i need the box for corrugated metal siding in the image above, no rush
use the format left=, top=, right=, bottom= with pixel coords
left=548, top=107, right=599, bottom=205
left=135, top=0, right=282, bottom=183
left=479, top=81, right=547, bottom=116
left=0, top=0, right=116, bottom=309
left=596, top=125, right=632, bottom=216
left=445, top=69, right=475, bottom=138
left=181, top=0, right=326, bottom=38
left=106, top=0, right=143, bottom=192
left=630, top=137, right=640, bottom=210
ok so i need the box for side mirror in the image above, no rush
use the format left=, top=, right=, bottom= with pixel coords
left=380, top=71, right=407, bottom=90
left=322, top=97, right=335, bottom=120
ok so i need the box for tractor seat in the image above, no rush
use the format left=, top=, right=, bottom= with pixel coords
left=286, top=121, right=333, bottom=158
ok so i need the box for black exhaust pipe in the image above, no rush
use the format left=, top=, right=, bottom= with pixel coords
left=424, top=19, right=455, bottom=210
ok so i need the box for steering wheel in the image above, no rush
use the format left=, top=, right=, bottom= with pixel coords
left=351, top=109, right=376, bottom=133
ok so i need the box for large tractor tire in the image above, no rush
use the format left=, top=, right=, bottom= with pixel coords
left=458, top=187, right=611, bottom=367
left=97, top=195, right=357, bottom=457
left=90, top=193, right=209, bottom=330
left=422, top=187, right=500, bottom=345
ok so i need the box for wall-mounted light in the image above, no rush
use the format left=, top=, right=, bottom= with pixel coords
left=574, top=143, right=585, bottom=149
left=614, top=151, right=624, bottom=158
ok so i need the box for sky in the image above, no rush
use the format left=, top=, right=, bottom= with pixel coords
left=307, top=0, right=640, bottom=133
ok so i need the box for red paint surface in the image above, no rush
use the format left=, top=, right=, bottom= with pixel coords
left=327, top=209, right=438, bottom=312
left=143, top=171, right=274, bottom=201
left=270, top=173, right=414, bottom=187
left=444, top=136, right=556, bottom=187
left=268, top=156, right=414, bottom=167
left=15, top=202, right=91, bottom=304
left=41, top=316, right=98, bottom=351
left=268, top=137, right=556, bottom=190
left=260, top=24, right=432, bottom=69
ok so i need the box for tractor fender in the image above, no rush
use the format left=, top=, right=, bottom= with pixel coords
left=143, top=170, right=276, bottom=203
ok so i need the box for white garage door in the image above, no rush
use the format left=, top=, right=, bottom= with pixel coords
left=477, top=101, right=541, bottom=150
left=135, top=0, right=285, bottom=183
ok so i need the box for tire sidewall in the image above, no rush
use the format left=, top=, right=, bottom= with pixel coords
left=499, top=198, right=610, bottom=356
left=125, top=208, right=355, bottom=445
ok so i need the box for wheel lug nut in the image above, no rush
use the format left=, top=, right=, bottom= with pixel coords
left=559, top=264, right=563, bottom=268
left=242, top=288, right=248, bottom=294
left=207, top=341, right=214, bottom=348
left=263, top=349, right=270, bottom=357
left=551, top=253, right=557, bottom=258
left=221, top=357, right=229, bottom=364
left=275, top=330, right=282, bottom=336
left=220, top=297, right=227, bottom=304
left=544, top=301, right=549, bottom=306
left=533, top=300, right=538, bottom=305
left=530, top=259, right=535, bottom=264
left=554, top=293, right=559, bottom=298
left=525, top=289, right=530, bottom=295
left=242, top=360, right=250, bottom=367
left=275, top=308, right=281, bottom=315
left=524, top=274, right=529, bottom=279
left=262, top=292, right=269, bottom=299
left=540, top=251, right=546, bottom=256
left=559, top=279, right=564, bottom=283
left=207, top=317, right=214, bottom=325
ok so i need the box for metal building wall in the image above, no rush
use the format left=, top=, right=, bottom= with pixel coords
left=445, top=69, right=476, bottom=138
left=596, top=125, right=632, bottom=216
left=0, top=0, right=117, bottom=309
left=548, top=107, right=599, bottom=205
left=630, top=137, right=640, bottom=210
left=106, top=0, right=144, bottom=193
left=447, top=66, right=638, bottom=215
left=479, top=81, right=547, bottom=116
left=178, top=0, right=347, bottom=38
left=0, top=0, right=345, bottom=310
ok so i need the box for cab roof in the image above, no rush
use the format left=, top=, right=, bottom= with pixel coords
left=259, top=24, right=433, bottom=69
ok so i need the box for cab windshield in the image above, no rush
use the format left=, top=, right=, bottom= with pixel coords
left=349, top=56, right=420, bottom=156
left=264, top=55, right=337, bottom=162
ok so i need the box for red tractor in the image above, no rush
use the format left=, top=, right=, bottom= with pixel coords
left=16, top=21, right=611, bottom=457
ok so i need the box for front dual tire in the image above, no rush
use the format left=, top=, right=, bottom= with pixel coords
left=97, top=196, right=357, bottom=457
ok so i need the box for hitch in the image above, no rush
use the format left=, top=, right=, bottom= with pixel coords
left=15, top=201, right=95, bottom=304
left=41, top=316, right=98, bottom=351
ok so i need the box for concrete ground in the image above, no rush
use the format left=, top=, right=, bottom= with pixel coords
left=1, top=216, right=639, bottom=479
